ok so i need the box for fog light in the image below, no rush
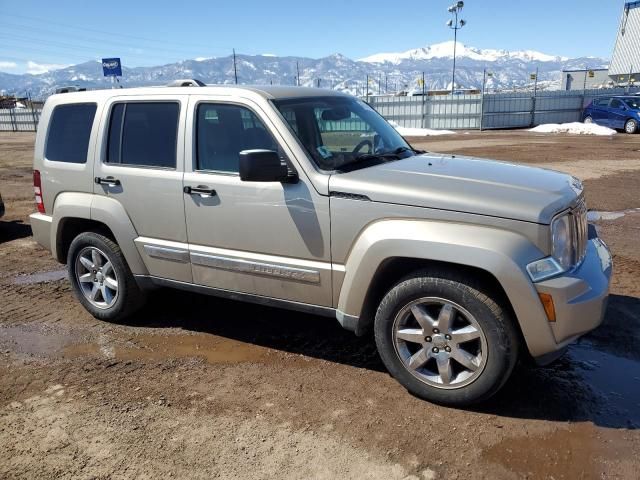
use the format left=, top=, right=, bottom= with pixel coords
left=538, top=293, right=556, bottom=322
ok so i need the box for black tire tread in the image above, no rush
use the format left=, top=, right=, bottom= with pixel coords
left=374, top=268, right=519, bottom=406
left=67, top=232, right=145, bottom=322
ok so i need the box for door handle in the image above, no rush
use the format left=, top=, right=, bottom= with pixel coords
left=184, top=185, right=217, bottom=197
left=95, top=176, right=121, bottom=186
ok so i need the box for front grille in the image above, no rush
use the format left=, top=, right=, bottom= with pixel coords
left=571, top=198, right=588, bottom=266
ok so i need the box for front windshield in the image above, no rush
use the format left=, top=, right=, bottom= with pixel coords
left=623, top=97, right=640, bottom=110
left=273, top=96, right=413, bottom=171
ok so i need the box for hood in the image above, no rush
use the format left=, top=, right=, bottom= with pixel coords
left=329, top=154, right=581, bottom=224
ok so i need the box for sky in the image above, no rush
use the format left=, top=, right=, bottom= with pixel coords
left=0, top=0, right=627, bottom=74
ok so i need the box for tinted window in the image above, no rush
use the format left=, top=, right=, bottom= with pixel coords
left=593, top=98, right=609, bottom=107
left=610, top=99, right=623, bottom=109
left=45, top=103, right=97, bottom=163
left=107, top=102, right=179, bottom=168
left=196, top=104, right=278, bottom=173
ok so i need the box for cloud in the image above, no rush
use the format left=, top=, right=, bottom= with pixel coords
left=26, top=61, right=70, bottom=74
left=0, top=61, right=18, bottom=69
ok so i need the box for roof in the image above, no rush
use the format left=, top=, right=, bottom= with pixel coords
left=49, top=84, right=349, bottom=102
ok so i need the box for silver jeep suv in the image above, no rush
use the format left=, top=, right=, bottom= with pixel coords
left=30, top=85, right=612, bottom=405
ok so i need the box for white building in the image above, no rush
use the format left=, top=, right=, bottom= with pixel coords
left=609, top=1, right=640, bottom=85
left=561, top=69, right=611, bottom=90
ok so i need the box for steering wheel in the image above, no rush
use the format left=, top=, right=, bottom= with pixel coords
left=352, top=139, right=373, bottom=155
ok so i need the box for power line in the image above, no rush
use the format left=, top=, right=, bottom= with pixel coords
left=2, top=12, right=237, bottom=52
left=0, top=21, right=232, bottom=58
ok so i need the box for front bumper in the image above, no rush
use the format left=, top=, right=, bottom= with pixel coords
left=532, top=225, right=612, bottom=364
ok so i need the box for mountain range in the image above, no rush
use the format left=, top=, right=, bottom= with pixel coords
left=0, top=41, right=608, bottom=99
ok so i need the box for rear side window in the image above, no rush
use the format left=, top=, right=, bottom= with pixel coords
left=107, top=102, right=179, bottom=168
left=45, top=103, right=97, bottom=163
left=593, top=98, right=609, bottom=107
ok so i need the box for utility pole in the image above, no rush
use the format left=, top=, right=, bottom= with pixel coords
left=296, top=61, right=300, bottom=86
left=366, top=74, right=370, bottom=102
left=447, top=2, right=466, bottom=95
left=232, top=49, right=238, bottom=84
left=385, top=74, right=388, bottom=94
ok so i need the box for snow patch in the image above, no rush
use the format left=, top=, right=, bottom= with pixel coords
left=389, top=121, right=456, bottom=137
left=529, top=122, right=616, bottom=136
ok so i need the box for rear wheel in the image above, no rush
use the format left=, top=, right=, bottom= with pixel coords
left=374, top=270, right=519, bottom=406
left=625, top=118, right=638, bottom=134
left=583, top=116, right=594, bottom=124
left=67, top=232, right=145, bottom=322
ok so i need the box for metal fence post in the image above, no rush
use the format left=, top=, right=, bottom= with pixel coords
left=9, top=108, right=17, bottom=132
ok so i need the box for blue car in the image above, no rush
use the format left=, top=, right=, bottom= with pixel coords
left=583, top=96, right=640, bottom=134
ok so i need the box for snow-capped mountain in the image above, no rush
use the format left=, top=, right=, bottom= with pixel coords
left=359, top=41, right=569, bottom=64
left=0, top=42, right=608, bottom=99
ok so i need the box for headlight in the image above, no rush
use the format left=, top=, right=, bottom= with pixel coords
left=551, top=214, right=574, bottom=270
left=526, top=213, right=575, bottom=282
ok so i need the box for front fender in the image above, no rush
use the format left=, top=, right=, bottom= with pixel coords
left=337, top=219, right=556, bottom=358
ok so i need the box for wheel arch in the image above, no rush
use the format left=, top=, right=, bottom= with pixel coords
left=51, top=192, right=148, bottom=275
left=336, top=219, right=556, bottom=358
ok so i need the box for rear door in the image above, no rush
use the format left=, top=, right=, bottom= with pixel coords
left=93, top=95, right=192, bottom=282
left=591, top=98, right=609, bottom=125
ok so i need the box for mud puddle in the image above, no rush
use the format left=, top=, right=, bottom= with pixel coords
left=0, top=325, right=78, bottom=357
left=483, top=422, right=634, bottom=479
left=568, top=344, right=640, bottom=428
left=12, top=269, right=67, bottom=285
left=63, top=333, right=273, bottom=365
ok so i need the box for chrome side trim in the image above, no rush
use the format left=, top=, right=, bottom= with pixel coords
left=143, top=244, right=190, bottom=263
left=190, top=252, right=321, bottom=284
left=136, top=275, right=337, bottom=318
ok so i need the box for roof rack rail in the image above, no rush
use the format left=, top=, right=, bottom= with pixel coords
left=166, top=79, right=206, bottom=87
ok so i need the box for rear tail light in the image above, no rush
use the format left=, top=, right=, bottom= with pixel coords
left=33, top=169, right=45, bottom=214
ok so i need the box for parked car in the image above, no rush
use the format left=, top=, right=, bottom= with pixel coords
left=30, top=84, right=612, bottom=406
left=583, top=96, right=640, bottom=133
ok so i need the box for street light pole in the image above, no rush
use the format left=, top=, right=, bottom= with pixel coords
left=447, top=1, right=466, bottom=95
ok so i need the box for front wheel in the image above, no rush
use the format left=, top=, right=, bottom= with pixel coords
left=625, top=119, right=638, bottom=134
left=67, top=232, right=146, bottom=322
left=583, top=116, right=594, bottom=124
left=374, top=271, right=519, bottom=406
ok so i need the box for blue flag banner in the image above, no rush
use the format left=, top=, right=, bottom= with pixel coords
left=102, top=58, right=122, bottom=77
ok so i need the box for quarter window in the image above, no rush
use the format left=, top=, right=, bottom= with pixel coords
left=45, top=103, right=97, bottom=163
left=107, top=102, right=179, bottom=168
left=196, top=103, right=279, bottom=173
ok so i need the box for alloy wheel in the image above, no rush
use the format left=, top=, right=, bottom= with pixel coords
left=74, top=246, right=119, bottom=309
left=392, top=297, right=488, bottom=389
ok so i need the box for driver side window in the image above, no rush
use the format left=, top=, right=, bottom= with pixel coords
left=196, top=103, right=279, bottom=173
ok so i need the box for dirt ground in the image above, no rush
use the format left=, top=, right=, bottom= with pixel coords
left=1, top=130, right=639, bottom=479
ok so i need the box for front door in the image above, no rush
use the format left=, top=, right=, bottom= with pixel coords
left=608, top=98, right=626, bottom=129
left=93, top=95, right=192, bottom=282
left=183, top=96, right=332, bottom=307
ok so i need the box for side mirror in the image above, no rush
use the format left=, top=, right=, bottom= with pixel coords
left=239, top=149, right=290, bottom=182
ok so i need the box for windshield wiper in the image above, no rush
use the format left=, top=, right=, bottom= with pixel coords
left=336, top=146, right=415, bottom=172
left=353, top=146, right=414, bottom=162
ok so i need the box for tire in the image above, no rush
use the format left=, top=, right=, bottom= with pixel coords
left=583, top=116, right=593, bottom=124
left=67, top=232, right=146, bottom=322
left=625, top=119, right=638, bottom=134
left=374, top=270, right=519, bottom=406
